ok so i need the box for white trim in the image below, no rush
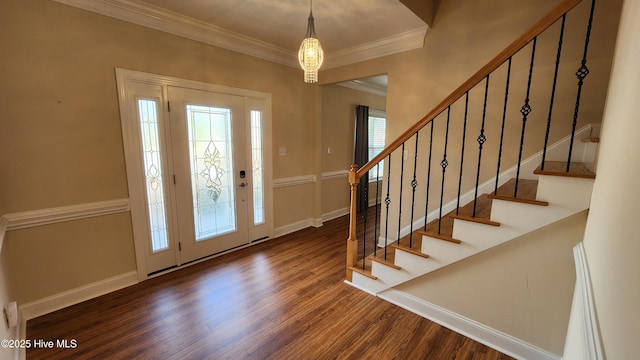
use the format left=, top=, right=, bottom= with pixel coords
left=3, top=199, right=130, bottom=231
left=273, top=175, right=316, bottom=188
left=20, top=271, right=139, bottom=321
left=0, top=216, right=8, bottom=254
left=321, top=170, right=349, bottom=181
left=273, top=218, right=315, bottom=238
left=344, top=280, right=378, bottom=296
left=322, top=207, right=350, bottom=222
left=337, top=80, right=387, bottom=97
left=324, top=27, right=428, bottom=69
left=378, top=289, right=561, bottom=360
left=571, top=242, right=605, bottom=360
left=52, top=0, right=427, bottom=69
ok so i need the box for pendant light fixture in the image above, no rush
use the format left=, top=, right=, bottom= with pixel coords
left=298, top=0, right=324, bottom=83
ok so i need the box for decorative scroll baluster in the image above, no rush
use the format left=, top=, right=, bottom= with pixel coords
left=423, top=122, right=434, bottom=230
left=383, top=154, right=392, bottom=260
left=456, top=92, right=470, bottom=214
left=567, top=0, right=596, bottom=172
left=438, top=108, right=451, bottom=234
left=515, top=37, right=538, bottom=197
left=541, top=15, right=567, bottom=171
left=362, top=179, right=368, bottom=270
left=373, top=163, right=380, bottom=258
left=409, top=133, right=419, bottom=248
left=473, top=76, right=490, bottom=217
left=397, top=143, right=405, bottom=244
left=495, top=57, right=512, bottom=194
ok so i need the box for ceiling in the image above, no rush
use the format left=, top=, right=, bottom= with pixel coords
left=53, top=0, right=428, bottom=69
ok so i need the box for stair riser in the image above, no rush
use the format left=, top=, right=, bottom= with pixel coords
left=490, top=201, right=578, bottom=234
left=536, top=176, right=594, bottom=210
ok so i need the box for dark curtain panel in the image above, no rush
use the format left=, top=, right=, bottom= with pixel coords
left=354, top=105, right=369, bottom=212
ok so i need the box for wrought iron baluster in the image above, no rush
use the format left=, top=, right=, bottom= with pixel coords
left=373, top=163, right=380, bottom=258
left=567, top=0, right=596, bottom=172
left=457, top=92, right=470, bottom=214
left=362, top=174, right=368, bottom=270
left=438, top=107, right=451, bottom=234
left=515, top=37, right=538, bottom=197
left=473, top=75, right=490, bottom=217
left=541, top=15, right=567, bottom=171
left=384, top=154, right=392, bottom=260
left=397, top=143, right=405, bottom=245
left=495, top=57, right=512, bottom=194
left=409, top=133, right=419, bottom=248
left=423, top=121, right=434, bottom=231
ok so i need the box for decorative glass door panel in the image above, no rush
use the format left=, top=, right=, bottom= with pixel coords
left=250, top=110, right=265, bottom=226
left=137, top=98, right=170, bottom=252
left=169, top=87, right=249, bottom=264
left=186, top=105, right=237, bottom=240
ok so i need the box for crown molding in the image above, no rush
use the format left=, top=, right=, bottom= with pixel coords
left=53, top=0, right=427, bottom=69
left=323, top=27, right=428, bottom=69
left=53, top=0, right=299, bottom=67
left=337, top=79, right=387, bottom=97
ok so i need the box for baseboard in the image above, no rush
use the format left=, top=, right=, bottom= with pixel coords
left=378, top=289, right=561, bottom=360
left=322, top=207, right=349, bottom=222
left=20, top=271, right=139, bottom=321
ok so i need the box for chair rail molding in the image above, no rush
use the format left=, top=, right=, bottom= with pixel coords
left=3, top=198, right=131, bottom=231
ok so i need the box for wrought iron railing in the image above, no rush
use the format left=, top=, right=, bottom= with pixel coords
left=346, top=0, right=598, bottom=281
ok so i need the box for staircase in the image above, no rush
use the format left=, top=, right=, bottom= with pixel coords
left=344, top=0, right=604, bottom=296
left=350, top=158, right=596, bottom=294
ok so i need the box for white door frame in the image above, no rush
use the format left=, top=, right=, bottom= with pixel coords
left=115, top=68, right=273, bottom=281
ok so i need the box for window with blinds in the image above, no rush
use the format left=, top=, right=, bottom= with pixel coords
left=368, top=110, right=386, bottom=181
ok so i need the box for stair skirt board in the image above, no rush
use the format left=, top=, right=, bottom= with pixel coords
left=377, top=289, right=561, bottom=360
left=376, top=124, right=595, bottom=248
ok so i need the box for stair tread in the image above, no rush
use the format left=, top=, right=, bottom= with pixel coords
left=369, top=252, right=401, bottom=270
left=391, top=242, right=430, bottom=259
left=350, top=258, right=377, bottom=280
left=417, top=229, right=462, bottom=244
left=423, top=178, right=540, bottom=240
left=534, top=161, right=595, bottom=179
left=395, top=233, right=425, bottom=254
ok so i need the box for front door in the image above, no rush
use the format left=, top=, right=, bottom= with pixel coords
left=169, top=87, right=250, bottom=263
left=116, top=69, right=272, bottom=278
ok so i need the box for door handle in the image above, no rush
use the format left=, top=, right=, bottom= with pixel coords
left=238, top=182, right=247, bottom=188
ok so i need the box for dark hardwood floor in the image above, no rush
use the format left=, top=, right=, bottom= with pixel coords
left=27, top=214, right=513, bottom=360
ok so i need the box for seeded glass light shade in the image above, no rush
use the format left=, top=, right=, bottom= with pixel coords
left=298, top=6, right=323, bottom=83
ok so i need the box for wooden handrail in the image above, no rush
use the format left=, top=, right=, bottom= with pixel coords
left=353, top=0, right=583, bottom=180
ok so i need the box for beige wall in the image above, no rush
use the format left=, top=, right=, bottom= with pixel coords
left=397, top=211, right=588, bottom=355
left=577, top=0, right=640, bottom=357
left=321, top=84, right=386, bottom=216
left=0, top=0, right=317, bottom=304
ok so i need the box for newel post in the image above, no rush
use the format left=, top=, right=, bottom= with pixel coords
left=346, top=164, right=359, bottom=281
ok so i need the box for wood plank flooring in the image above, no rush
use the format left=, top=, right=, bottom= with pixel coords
left=27, top=214, right=513, bottom=360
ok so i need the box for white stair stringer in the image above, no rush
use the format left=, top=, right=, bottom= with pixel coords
left=347, top=174, right=595, bottom=295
